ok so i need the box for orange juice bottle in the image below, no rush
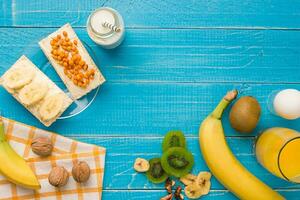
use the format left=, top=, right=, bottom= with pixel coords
left=255, top=127, right=300, bottom=182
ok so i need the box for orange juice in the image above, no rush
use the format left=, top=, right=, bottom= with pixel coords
left=255, top=127, right=300, bottom=183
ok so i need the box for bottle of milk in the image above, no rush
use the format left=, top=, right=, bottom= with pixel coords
left=87, top=7, right=125, bottom=49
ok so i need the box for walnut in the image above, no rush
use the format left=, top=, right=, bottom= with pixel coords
left=48, top=166, right=69, bottom=187
left=174, top=186, right=183, bottom=200
left=31, top=136, right=53, bottom=157
left=165, top=178, right=172, bottom=193
left=72, top=161, right=90, bottom=183
left=160, top=194, right=173, bottom=200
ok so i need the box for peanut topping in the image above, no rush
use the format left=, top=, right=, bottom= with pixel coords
left=50, top=32, right=95, bottom=88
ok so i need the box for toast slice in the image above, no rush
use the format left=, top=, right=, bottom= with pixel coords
left=0, top=55, right=73, bottom=127
left=39, top=23, right=105, bottom=100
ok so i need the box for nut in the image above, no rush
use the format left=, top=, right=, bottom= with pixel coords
left=172, top=180, right=175, bottom=186
left=31, top=136, right=53, bottom=157
left=50, top=33, right=94, bottom=88
left=165, top=178, right=172, bottom=193
left=134, top=158, right=150, bottom=172
left=160, top=193, right=173, bottom=200
left=48, top=166, right=69, bottom=187
left=72, top=161, right=90, bottom=183
left=179, top=194, right=184, bottom=200
left=174, top=186, right=183, bottom=200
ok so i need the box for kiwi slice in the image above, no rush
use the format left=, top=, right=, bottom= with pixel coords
left=161, top=147, right=194, bottom=178
left=162, top=130, right=186, bottom=152
left=146, top=158, right=168, bottom=183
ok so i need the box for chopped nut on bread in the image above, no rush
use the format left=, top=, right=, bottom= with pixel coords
left=39, top=23, right=105, bottom=100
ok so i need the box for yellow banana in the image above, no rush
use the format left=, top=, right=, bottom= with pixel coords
left=199, top=90, right=284, bottom=200
left=0, top=117, right=40, bottom=189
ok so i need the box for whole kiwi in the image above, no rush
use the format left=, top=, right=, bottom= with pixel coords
left=229, top=96, right=261, bottom=134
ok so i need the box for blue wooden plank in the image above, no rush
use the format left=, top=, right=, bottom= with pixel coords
left=0, top=28, right=300, bottom=83
left=3, top=0, right=300, bottom=28
left=101, top=190, right=300, bottom=200
left=72, top=136, right=300, bottom=190
left=102, top=190, right=238, bottom=200
left=1, top=82, right=300, bottom=136
left=0, top=0, right=12, bottom=26
left=1, top=1, right=300, bottom=198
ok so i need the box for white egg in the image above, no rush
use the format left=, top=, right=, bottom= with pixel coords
left=273, top=89, right=300, bottom=120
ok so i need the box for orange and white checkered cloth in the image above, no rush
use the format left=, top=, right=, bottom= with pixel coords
left=0, top=118, right=106, bottom=200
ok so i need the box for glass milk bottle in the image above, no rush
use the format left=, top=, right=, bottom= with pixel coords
left=87, top=7, right=125, bottom=49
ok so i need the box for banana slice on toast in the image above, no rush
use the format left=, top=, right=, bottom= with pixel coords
left=19, top=82, right=49, bottom=106
left=39, top=94, right=64, bottom=121
left=0, top=55, right=73, bottom=126
left=4, top=67, right=35, bottom=89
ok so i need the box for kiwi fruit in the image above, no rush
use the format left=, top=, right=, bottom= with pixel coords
left=229, top=96, right=261, bottom=134
left=162, top=130, right=186, bottom=152
left=161, top=147, right=194, bottom=178
left=146, top=158, right=168, bottom=183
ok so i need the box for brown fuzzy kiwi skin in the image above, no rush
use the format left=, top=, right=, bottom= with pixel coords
left=229, top=96, right=261, bottom=134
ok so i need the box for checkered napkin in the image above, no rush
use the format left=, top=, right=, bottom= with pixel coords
left=0, top=118, right=106, bottom=200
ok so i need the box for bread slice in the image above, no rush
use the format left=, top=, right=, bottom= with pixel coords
left=0, top=55, right=73, bottom=127
left=39, top=23, right=105, bottom=100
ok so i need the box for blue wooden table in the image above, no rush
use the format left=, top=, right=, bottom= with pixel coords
left=1, top=0, right=300, bottom=199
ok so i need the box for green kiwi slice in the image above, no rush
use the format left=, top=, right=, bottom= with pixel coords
left=162, top=130, right=186, bottom=152
left=161, top=147, right=194, bottom=178
left=146, top=158, right=168, bottom=183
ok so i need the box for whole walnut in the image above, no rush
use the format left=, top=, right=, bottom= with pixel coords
left=31, top=136, right=53, bottom=157
left=48, top=166, right=69, bottom=187
left=72, top=161, right=90, bottom=183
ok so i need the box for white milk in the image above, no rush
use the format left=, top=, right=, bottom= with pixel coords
left=87, top=7, right=125, bottom=49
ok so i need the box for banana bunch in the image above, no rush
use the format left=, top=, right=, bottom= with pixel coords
left=3, top=67, right=64, bottom=122
left=0, top=117, right=40, bottom=189
left=199, top=90, right=285, bottom=200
